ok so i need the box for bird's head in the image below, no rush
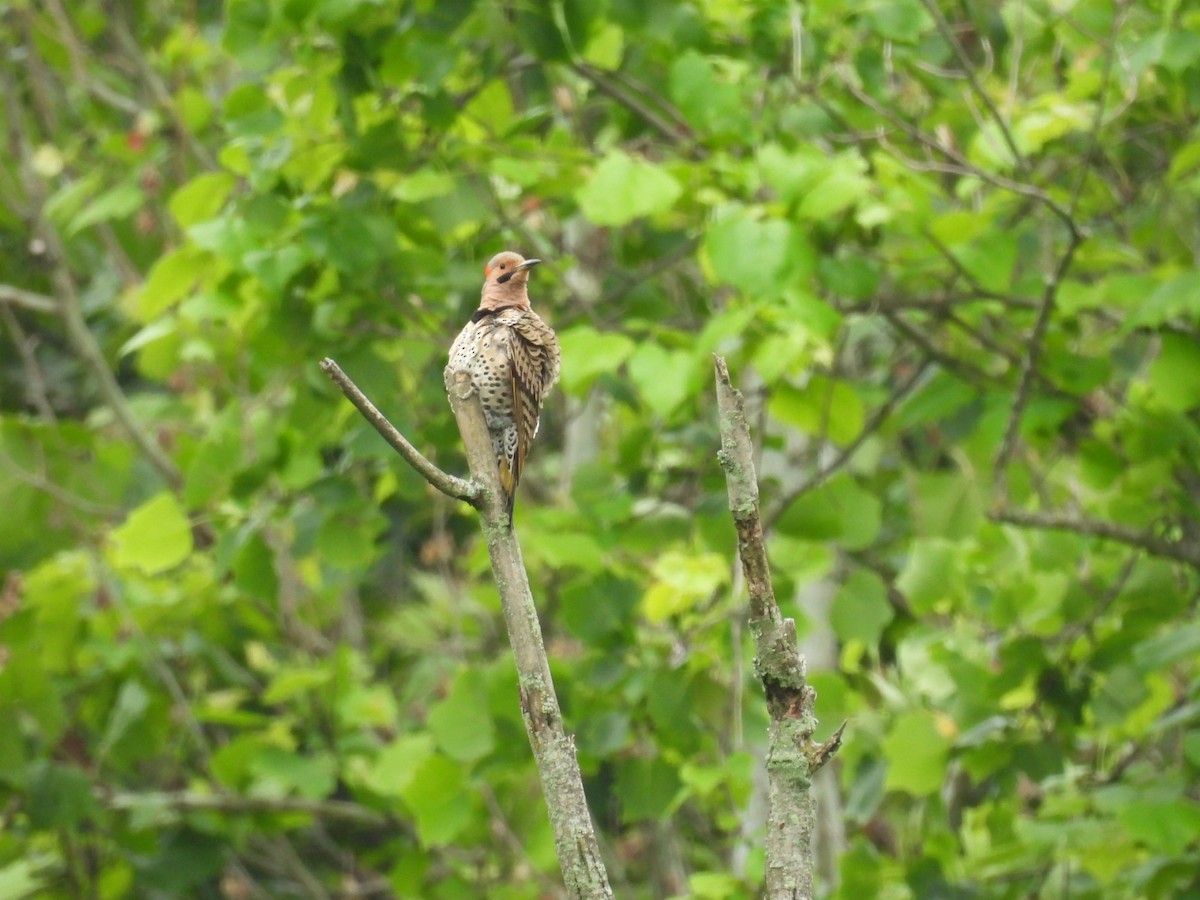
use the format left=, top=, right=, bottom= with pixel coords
left=484, top=251, right=541, bottom=286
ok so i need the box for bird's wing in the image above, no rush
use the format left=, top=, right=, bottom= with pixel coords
left=507, top=313, right=561, bottom=493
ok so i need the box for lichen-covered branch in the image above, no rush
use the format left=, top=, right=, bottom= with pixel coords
left=320, top=358, right=480, bottom=504
left=714, top=355, right=842, bottom=900
left=444, top=367, right=613, bottom=900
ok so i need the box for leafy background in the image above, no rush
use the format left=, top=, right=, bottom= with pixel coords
left=2, top=0, right=1200, bottom=897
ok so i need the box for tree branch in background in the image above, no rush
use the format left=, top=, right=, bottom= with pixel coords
left=443, top=366, right=613, bottom=900
left=320, top=358, right=480, bottom=504
left=0, top=64, right=183, bottom=489
left=99, top=790, right=391, bottom=829
left=918, top=0, right=1026, bottom=172
left=323, top=356, right=612, bottom=898
left=0, top=283, right=57, bottom=314
left=766, top=359, right=930, bottom=527
left=714, top=356, right=842, bottom=900
left=988, top=506, right=1200, bottom=571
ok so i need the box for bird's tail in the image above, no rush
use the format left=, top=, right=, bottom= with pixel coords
left=497, top=457, right=517, bottom=526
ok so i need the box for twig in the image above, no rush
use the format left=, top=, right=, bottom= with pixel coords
left=0, top=283, right=57, bottom=314
left=0, top=302, right=57, bottom=420
left=109, top=12, right=218, bottom=170
left=571, top=62, right=702, bottom=156
left=0, top=447, right=119, bottom=517
left=443, top=366, right=613, bottom=899
left=992, top=235, right=1080, bottom=498
left=100, top=790, right=390, bottom=828
left=319, top=358, right=480, bottom=504
left=765, top=359, right=930, bottom=527
left=714, top=355, right=833, bottom=900
left=988, top=506, right=1200, bottom=570
left=1068, top=2, right=1126, bottom=218
left=840, top=74, right=1080, bottom=238
left=0, top=62, right=183, bottom=489
left=918, top=0, right=1025, bottom=171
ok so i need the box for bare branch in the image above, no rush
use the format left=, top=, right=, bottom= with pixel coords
left=992, top=235, right=1081, bottom=498
left=715, top=355, right=834, bottom=900
left=766, top=359, right=931, bottom=527
left=319, top=358, right=480, bottom=504
left=989, top=506, right=1200, bottom=571
left=0, top=64, right=183, bottom=489
left=0, top=283, right=57, bottom=314
left=572, top=61, right=703, bottom=156
left=443, top=365, right=613, bottom=899
left=839, top=73, right=1081, bottom=238
left=918, top=0, right=1025, bottom=171
left=100, top=790, right=391, bottom=828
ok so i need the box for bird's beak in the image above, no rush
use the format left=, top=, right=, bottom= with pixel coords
left=497, top=258, right=542, bottom=284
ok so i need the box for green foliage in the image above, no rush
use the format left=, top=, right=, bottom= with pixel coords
left=2, top=0, right=1200, bottom=897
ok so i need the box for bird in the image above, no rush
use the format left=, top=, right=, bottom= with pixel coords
left=447, top=251, right=561, bottom=523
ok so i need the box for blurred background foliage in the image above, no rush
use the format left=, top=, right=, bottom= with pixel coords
left=1, top=0, right=1199, bottom=896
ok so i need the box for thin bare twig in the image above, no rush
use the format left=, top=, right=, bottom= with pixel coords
left=918, top=0, right=1025, bottom=171
left=320, top=358, right=480, bottom=504
left=989, top=507, right=1200, bottom=571
left=840, top=74, right=1080, bottom=238
left=572, top=61, right=702, bottom=155
left=714, top=355, right=834, bottom=900
left=442, top=365, right=613, bottom=898
left=0, top=302, right=57, bottom=420
left=766, top=359, right=931, bottom=527
left=0, top=283, right=57, bottom=314
left=100, top=790, right=390, bottom=828
left=992, top=214, right=1082, bottom=498
left=1, top=59, right=184, bottom=489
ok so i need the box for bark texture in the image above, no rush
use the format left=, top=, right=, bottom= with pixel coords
left=444, top=368, right=613, bottom=900
left=713, top=356, right=843, bottom=900
left=323, top=357, right=611, bottom=898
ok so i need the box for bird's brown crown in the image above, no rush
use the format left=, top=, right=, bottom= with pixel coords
left=484, top=251, right=533, bottom=284
left=479, top=251, right=542, bottom=309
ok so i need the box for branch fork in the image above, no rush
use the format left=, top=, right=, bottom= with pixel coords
left=322, top=356, right=612, bottom=900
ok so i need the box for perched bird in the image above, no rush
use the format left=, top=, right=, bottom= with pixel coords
left=447, top=251, right=561, bottom=522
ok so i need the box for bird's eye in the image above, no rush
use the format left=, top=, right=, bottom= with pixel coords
left=499, top=264, right=507, bottom=269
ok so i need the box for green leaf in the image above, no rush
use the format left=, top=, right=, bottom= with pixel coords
left=99, top=680, right=150, bottom=758
left=400, top=754, right=474, bottom=846
left=0, top=857, right=54, bottom=899
left=643, top=551, right=729, bottom=622
left=427, top=670, right=496, bottom=764
left=1127, top=273, right=1200, bottom=329
left=135, top=247, right=210, bottom=320
left=882, top=710, right=951, bottom=795
left=616, top=756, right=683, bottom=821
left=556, top=326, right=636, bottom=394
left=361, top=735, right=436, bottom=799
left=627, top=343, right=694, bottom=417
left=249, top=747, right=336, bottom=800
left=111, top=492, right=193, bottom=575
left=796, top=159, right=872, bottom=221
left=1132, top=622, right=1200, bottom=673
left=68, top=182, right=144, bottom=234
left=169, top=172, right=236, bottom=227
left=705, top=210, right=805, bottom=297
left=1120, top=800, right=1200, bottom=855
left=896, top=539, right=960, bottom=614
left=868, top=0, right=934, bottom=42
left=26, top=763, right=97, bottom=828
left=262, top=666, right=333, bottom=704
left=576, top=151, right=682, bottom=226
left=912, top=472, right=984, bottom=539
left=768, top=377, right=865, bottom=446
left=831, top=569, right=894, bottom=646
left=1146, top=332, right=1200, bottom=411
